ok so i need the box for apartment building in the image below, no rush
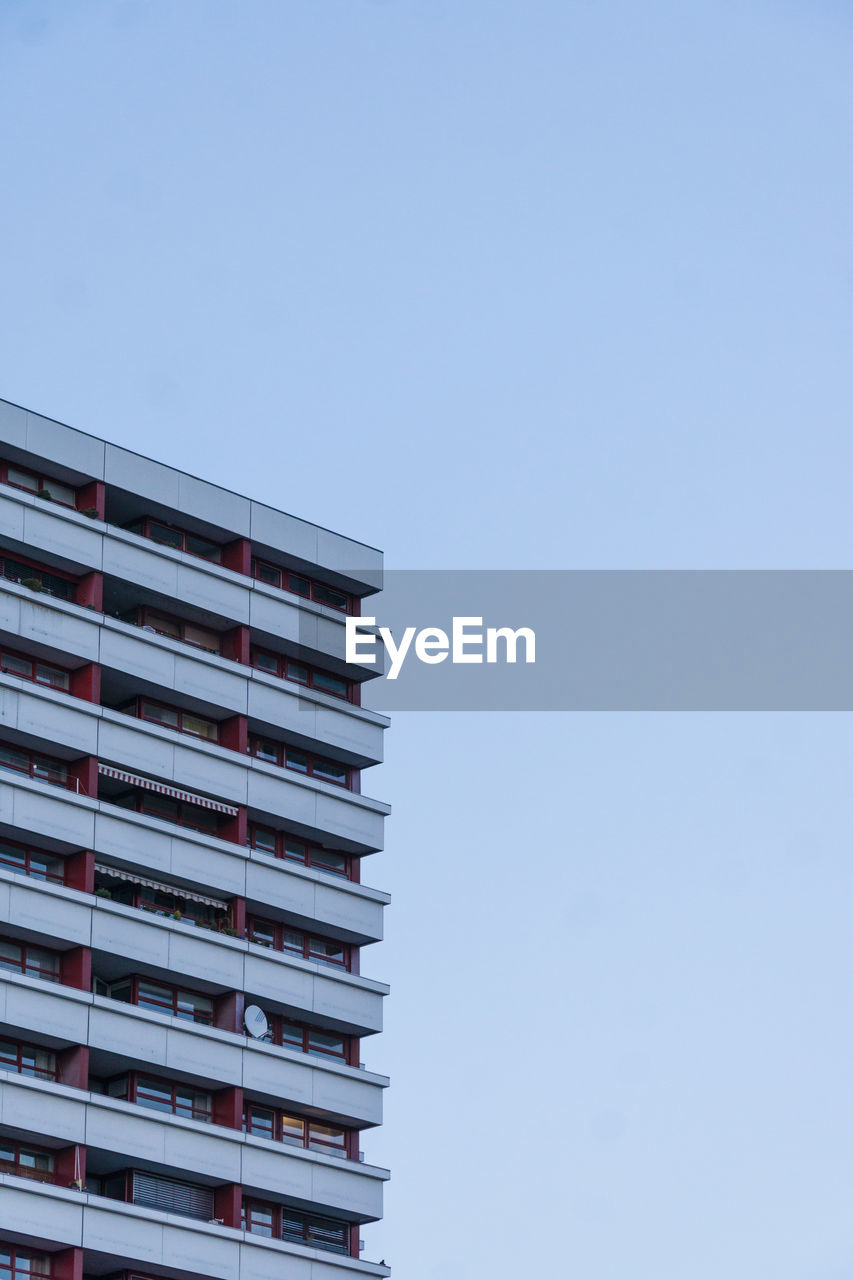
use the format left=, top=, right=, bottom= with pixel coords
left=0, top=397, right=390, bottom=1280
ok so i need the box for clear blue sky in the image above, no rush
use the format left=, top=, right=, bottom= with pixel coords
left=2, top=3, right=853, bottom=1277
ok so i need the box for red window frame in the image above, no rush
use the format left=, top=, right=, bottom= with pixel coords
left=247, top=825, right=352, bottom=880
left=108, top=1070, right=213, bottom=1122
left=251, top=648, right=352, bottom=701
left=136, top=697, right=219, bottom=743
left=132, top=606, right=222, bottom=654
left=0, top=552, right=77, bottom=601
left=140, top=977, right=213, bottom=1024
left=242, top=1199, right=352, bottom=1254
left=243, top=1103, right=353, bottom=1158
left=247, top=916, right=351, bottom=971
left=270, top=1013, right=355, bottom=1065
left=0, top=461, right=77, bottom=509
left=0, top=837, right=64, bottom=884
left=0, top=742, right=69, bottom=789
left=249, top=737, right=352, bottom=788
left=125, top=516, right=222, bottom=563
left=113, top=789, right=222, bottom=837
left=0, top=1248, right=52, bottom=1280
left=0, top=644, right=70, bottom=691
left=109, top=975, right=214, bottom=1025
left=251, top=559, right=353, bottom=614
left=0, top=1039, right=57, bottom=1080
left=0, top=938, right=61, bottom=982
left=0, top=1140, right=55, bottom=1184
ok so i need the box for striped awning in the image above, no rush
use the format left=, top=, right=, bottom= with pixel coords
left=97, top=763, right=239, bottom=815
left=94, top=863, right=228, bottom=909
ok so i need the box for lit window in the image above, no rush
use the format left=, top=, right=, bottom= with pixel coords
left=243, top=1106, right=351, bottom=1158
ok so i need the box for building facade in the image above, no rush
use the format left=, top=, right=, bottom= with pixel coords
left=0, top=398, right=390, bottom=1280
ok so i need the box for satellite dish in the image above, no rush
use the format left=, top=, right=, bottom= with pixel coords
left=244, top=1005, right=268, bottom=1039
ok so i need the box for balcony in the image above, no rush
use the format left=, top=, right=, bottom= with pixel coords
left=0, top=869, right=385, bottom=1035
left=0, top=771, right=387, bottom=942
left=0, top=1168, right=391, bottom=1278
left=0, top=670, right=387, bottom=855
left=0, top=1073, right=387, bottom=1220
left=0, top=973, right=387, bottom=1127
left=0, top=482, right=380, bottom=677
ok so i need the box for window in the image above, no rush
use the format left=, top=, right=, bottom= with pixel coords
left=125, top=517, right=221, bottom=563
left=242, top=1199, right=274, bottom=1236
left=251, top=560, right=352, bottom=613
left=242, top=1199, right=351, bottom=1254
left=0, top=840, right=63, bottom=884
left=0, top=939, right=60, bottom=982
left=0, top=555, right=76, bottom=600
left=107, top=1072, right=212, bottom=1122
left=138, top=979, right=214, bottom=1024
left=244, top=1104, right=350, bottom=1158
left=107, top=976, right=213, bottom=1025
left=248, top=825, right=351, bottom=879
left=282, top=1210, right=350, bottom=1254
left=0, top=646, right=70, bottom=691
left=252, top=649, right=351, bottom=700
left=0, top=744, right=69, bottom=788
left=249, top=738, right=351, bottom=788
left=113, top=789, right=221, bottom=836
left=137, top=698, right=218, bottom=742
left=1, top=462, right=76, bottom=508
left=0, top=1141, right=54, bottom=1183
left=0, top=1040, right=56, bottom=1080
left=0, top=1249, right=51, bottom=1280
left=248, top=917, right=350, bottom=970
left=124, top=607, right=221, bottom=654
left=274, top=1015, right=351, bottom=1063
left=128, top=1170, right=214, bottom=1220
